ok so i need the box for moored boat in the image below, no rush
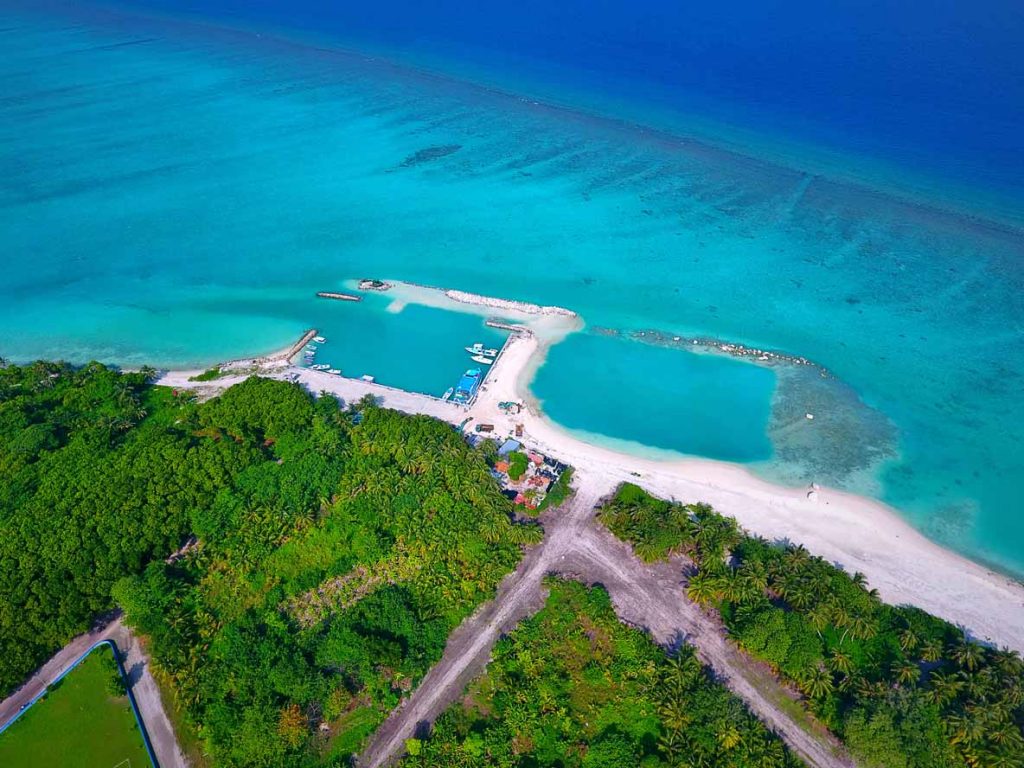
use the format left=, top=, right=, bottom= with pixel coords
left=471, top=355, right=492, bottom=365
left=314, top=336, right=327, bottom=343
left=452, top=368, right=482, bottom=403
left=442, top=387, right=454, bottom=400
left=464, top=342, right=483, bottom=354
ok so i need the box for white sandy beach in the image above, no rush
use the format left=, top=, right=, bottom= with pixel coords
left=159, top=281, right=1024, bottom=653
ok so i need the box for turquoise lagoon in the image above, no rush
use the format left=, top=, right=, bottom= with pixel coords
left=533, top=333, right=775, bottom=463
left=1, top=3, right=1023, bottom=575
left=295, top=294, right=508, bottom=397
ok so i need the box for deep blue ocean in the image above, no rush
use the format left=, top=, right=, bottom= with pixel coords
left=115, top=0, right=1024, bottom=217
left=1, top=0, right=1022, bottom=575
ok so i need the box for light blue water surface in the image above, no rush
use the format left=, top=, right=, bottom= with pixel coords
left=1, top=3, right=1023, bottom=575
left=295, top=294, right=508, bottom=397
left=534, top=333, right=775, bottom=463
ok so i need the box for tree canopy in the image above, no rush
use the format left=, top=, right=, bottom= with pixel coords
left=600, top=483, right=1024, bottom=768
left=403, top=579, right=801, bottom=768
left=0, top=363, right=538, bottom=765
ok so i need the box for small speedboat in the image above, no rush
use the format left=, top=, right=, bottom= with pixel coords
left=312, top=364, right=330, bottom=370
left=328, top=369, right=341, bottom=375
left=361, top=374, right=375, bottom=382
left=470, top=355, right=493, bottom=365
left=314, top=336, right=327, bottom=343
left=464, top=342, right=484, bottom=354
left=442, top=387, right=454, bottom=400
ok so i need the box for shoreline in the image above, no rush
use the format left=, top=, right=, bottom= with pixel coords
left=156, top=286, right=1024, bottom=652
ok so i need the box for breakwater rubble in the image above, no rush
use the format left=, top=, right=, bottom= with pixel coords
left=316, top=291, right=362, bottom=302
left=593, top=327, right=831, bottom=378
left=445, top=288, right=577, bottom=318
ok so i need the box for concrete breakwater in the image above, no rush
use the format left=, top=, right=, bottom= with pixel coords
left=276, top=329, right=319, bottom=364
left=486, top=320, right=531, bottom=334
left=593, top=326, right=831, bottom=378
left=316, top=291, right=362, bottom=302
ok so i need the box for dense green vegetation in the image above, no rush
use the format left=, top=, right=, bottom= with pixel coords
left=536, top=467, right=573, bottom=513
left=0, top=361, right=204, bottom=693
left=601, top=484, right=1024, bottom=768
left=0, top=643, right=150, bottom=768
left=0, top=362, right=538, bottom=765
left=506, top=450, right=528, bottom=481
left=403, top=579, right=801, bottom=768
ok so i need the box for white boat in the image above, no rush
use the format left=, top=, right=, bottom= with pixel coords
left=314, top=336, right=327, bottom=343
left=312, top=364, right=330, bottom=370
left=361, top=374, right=375, bottom=382
left=470, top=355, right=493, bottom=365
left=483, top=348, right=498, bottom=357
left=328, top=369, right=341, bottom=374
left=441, top=387, right=454, bottom=400
left=464, top=342, right=484, bottom=354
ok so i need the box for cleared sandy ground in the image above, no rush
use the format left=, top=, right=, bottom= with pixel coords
left=357, top=469, right=853, bottom=768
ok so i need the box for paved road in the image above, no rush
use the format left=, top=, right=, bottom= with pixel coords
left=0, top=619, right=188, bottom=768
left=357, top=469, right=853, bottom=768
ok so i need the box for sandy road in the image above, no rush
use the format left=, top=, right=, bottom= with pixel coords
left=358, top=469, right=852, bottom=768
left=556, top=522, right=852, bottom=768
left=357, top=471, right=613, bottom=768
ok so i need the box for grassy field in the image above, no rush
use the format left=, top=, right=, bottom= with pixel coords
left=0, top=644, right=151, bottom=768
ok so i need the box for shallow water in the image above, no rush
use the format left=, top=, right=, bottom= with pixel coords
left=296, top=294, right=508, bottom=397
left=1, top=3, right=1022, bottom=575
left=533, top=333, right=775, bottom=463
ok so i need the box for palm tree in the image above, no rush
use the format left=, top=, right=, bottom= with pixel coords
left=784, top=544, right=810, bottom=569
left=687, top=574, right=721, bottom=606
left=895, top=660, right=921, bottom=686
left=984, top=750, right=1024, bottom=768
left=899, top=627, right=919, bottom=654
left=920, top=638, right=944, bottom=663
left=717, top=724, right=743, bottom=751
left=946, top=711, right=986, bottom=749
left=992, top=647, right=1024, bottom=678
left=927, top=669, right=964, bottom=706
left=658, top=699, right=692, bottom=733
left=849, top=613, right=877, bottom=642
left=807, top=603, right=833, bottom=638
left=827, top=649, right=854, bottom=675
left=952, top=637, right=986, bottom=672
left=799, top=666, right=834, bottom=700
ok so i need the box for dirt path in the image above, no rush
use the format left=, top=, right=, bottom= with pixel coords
left=0, top=621, right=188, bottom=768
left=556, top=521, right=853, bottom=768
left=357, top=470, right=614, bottom=768
left=110, top=623, right=189, bottom=768
left=358, top=469, right=853, bottom=768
